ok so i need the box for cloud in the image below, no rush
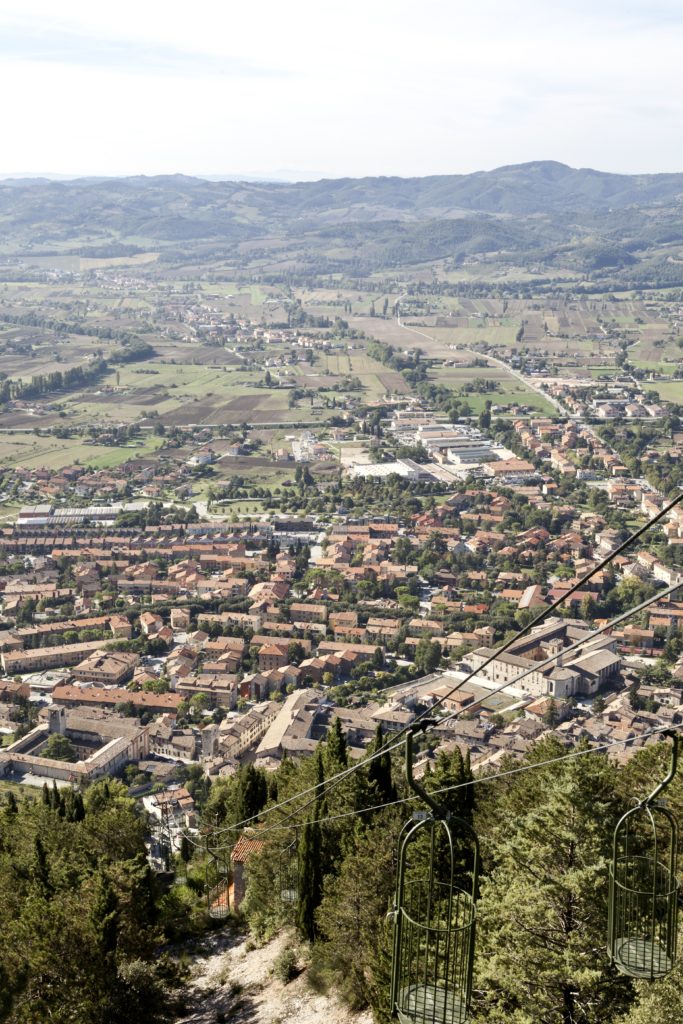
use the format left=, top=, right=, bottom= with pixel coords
left=0, top=21, right=285, bottom=77
left=0, top=1, right=681, bottom=177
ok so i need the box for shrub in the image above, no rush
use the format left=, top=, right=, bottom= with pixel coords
left=273, top=946, right=298, bottom=984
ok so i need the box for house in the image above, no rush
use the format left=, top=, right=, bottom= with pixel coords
left=170, top=608, right=192, bottom=630
left=143, top=786, right=197, bottom=851
left=219, top=701, right=280, bottom=761
left=255, top=689, right=321, bottom=762
left=289, top=602, right=328, bottom=624
left=424, top=684, right=474, bottom=713
left=518, top=585, right=546, bottom=610
left=148, top=714, right=198, bottom=761
left=1, top=640, right=107, bottom=676
left=140, top=612, right=164, bottom=636
left=0, top=679, right=30, bottom=702
left=176, top=674, right=239, bottom=709
left=258, top=645, right=289, bottom=672
left=231, top=834, right=266, bottom=909
left=52, top=683, right=182, bottom=714
left=483, top=458, right=536, bottom=479
left=71, top=650, right=139, bottom=686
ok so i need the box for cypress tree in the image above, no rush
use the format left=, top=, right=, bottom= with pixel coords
left=296, top=816, right=322, bottom=942
left=326, top=717, right=348, bottom=771
left=463, top=749, right=474, bottom=811
left=49, top=780, right=60, bottom=813
left=314, top=745, right=327, bottom=818
left=368, top=723, right=396, bottom=805
left=235, top=764, right=268, bottom=824
left=62, top=788, right=74, bottom=821
left=72, top=791, right=85, bottom=822
left=88, top=873, right=120, bottom=1014
left=33, top=837, right=51, bottom=895
left=296, top=749, right=329, bottom=942
left=91, top=874, right=118, bottom=956
left=180, top=834, right=191, bottom=864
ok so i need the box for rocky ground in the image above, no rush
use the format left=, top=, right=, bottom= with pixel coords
left=175, top=928, right=374, bottom=1024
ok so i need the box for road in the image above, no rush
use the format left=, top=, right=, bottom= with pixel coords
left=395, top=297, right=570, bottom=415
left=394, top=299, right=622, bottom=456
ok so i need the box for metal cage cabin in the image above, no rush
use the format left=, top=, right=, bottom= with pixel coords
left=391, top=725, right=478, bottom=1024
left=206, top=849, right=231, bottom=920
left=279, top=839, right=298, bottom=905
left=608, top=730, right=680, bottom=979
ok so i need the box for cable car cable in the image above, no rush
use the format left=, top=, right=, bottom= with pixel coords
left=187, top=721, right=683, bottom=847
left=437, top=578, right=683, bottom=728
left=410, top=489, right=683, bottom=725
left=184, top=575, right=683, bottom=848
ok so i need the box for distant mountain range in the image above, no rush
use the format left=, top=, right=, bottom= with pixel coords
left=3, top=161, right=683, bottom=279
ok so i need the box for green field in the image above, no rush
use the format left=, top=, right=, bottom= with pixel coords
left=429, top=366, right=556, bottom=415
left=0, top=432, right=165, bottom=470
left=643, top=380, right=683, bottom=403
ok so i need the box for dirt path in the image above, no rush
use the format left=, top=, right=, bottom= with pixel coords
left=176, top=929, right=374, bottom=1024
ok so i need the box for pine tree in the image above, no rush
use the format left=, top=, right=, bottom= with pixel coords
left=473, top=738, right=631, bottom=1023
left=617, top=956, right=683, bottom=1023
left=313, top=816, right=401, bottom=1014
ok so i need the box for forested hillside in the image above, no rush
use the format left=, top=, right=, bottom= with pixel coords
left=5, top=163, right=683, bottom=281
left=209, top=728, right=683, bottom=1024
left=0, top=780, right=183, bottom=1022
left=1, top=726, right=683, bottom=1022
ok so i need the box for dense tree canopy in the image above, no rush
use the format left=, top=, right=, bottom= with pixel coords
left=0, top=780, right=182, bottom=1024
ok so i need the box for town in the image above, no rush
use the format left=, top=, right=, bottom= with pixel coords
left=3, top=320, right=683, bottom=881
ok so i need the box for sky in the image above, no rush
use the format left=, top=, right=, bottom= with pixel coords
left=1, top=0, right=682, bottom=180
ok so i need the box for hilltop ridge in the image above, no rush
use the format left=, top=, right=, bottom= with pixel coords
left=3, top=160, right=683, bottom=280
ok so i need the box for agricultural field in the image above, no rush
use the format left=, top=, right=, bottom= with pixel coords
left=2, top=254, right=683, bottom=521
left=28, top=362, right=345, bottom=429
left=385, top=292, right=682, bottom=372
left=0, top=431, right=165, bottom=471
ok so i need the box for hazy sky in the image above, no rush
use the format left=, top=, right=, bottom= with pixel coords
left=1, top=0, right=682, bottom=180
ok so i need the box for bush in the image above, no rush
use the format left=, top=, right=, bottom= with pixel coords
left=273, top=946, right=299, bottom=984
